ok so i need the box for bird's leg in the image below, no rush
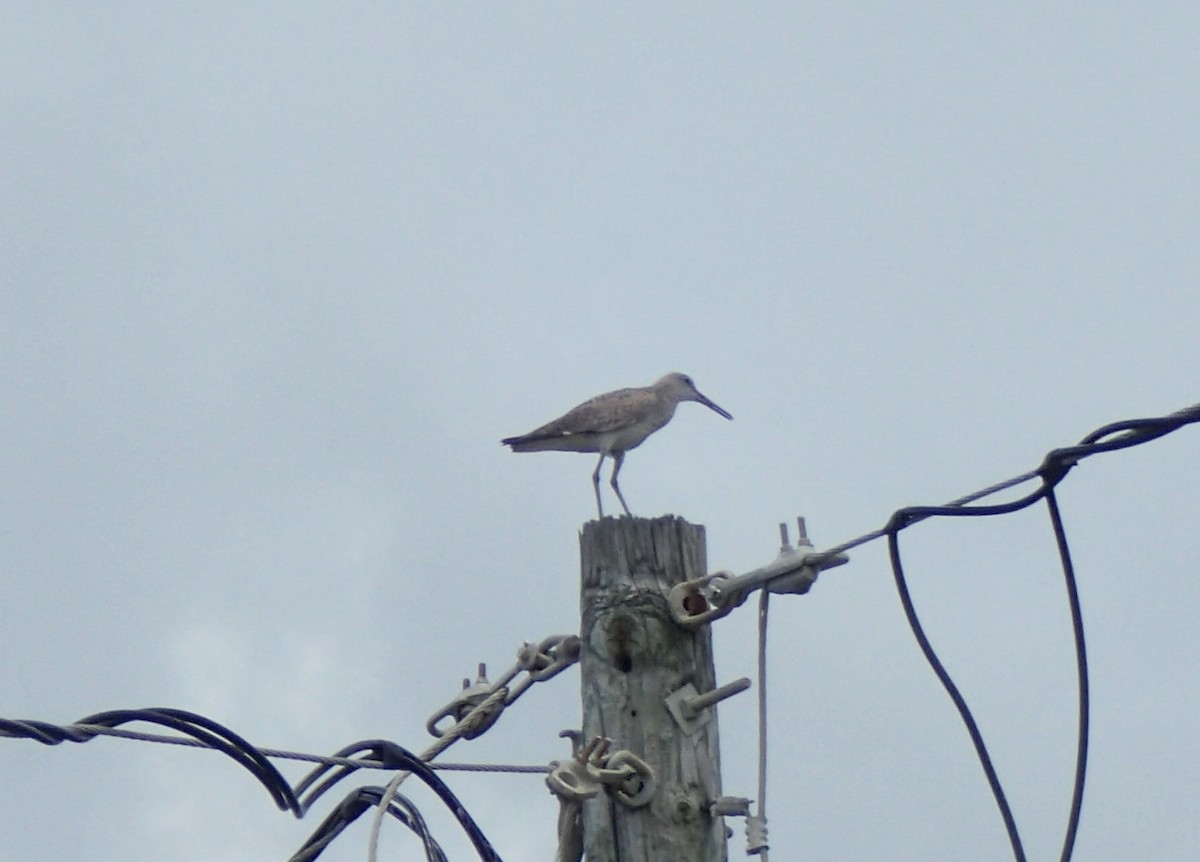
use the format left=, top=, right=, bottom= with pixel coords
left=609, top=451, right=632, bottom=517
left=592, top=453, right=606, bottom=519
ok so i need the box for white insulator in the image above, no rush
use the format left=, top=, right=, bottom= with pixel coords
left=746, top=815, right=769, bottom=854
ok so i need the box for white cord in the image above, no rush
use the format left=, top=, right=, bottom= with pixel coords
left=554, top=797, right=584, bottom=862
left=748, top=588, right=770, bottom=859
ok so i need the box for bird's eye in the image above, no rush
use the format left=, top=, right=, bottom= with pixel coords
left=683, top=376, right=693, bottom=386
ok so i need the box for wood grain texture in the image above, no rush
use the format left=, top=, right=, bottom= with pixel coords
left=579, top=516, right=727, bottom=862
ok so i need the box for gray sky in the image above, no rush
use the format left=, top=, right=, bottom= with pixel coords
left=3, top=4, right=1199, bottom=860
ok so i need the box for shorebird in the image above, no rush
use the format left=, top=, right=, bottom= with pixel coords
left=501, top=372, right=732, bottom=518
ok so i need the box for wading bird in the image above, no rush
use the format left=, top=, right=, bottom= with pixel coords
left=502, top=372, right=732, bottom=518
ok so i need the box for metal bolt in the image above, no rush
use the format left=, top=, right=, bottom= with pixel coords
left=685, top=677, right=752, bottom=716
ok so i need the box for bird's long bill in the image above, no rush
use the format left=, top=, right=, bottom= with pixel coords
left=697, top=391, right=733, bottom=420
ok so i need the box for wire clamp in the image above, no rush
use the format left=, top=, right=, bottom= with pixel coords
left=546, top=758, right=602, bottom=802
left=425, top=663, right=506, bottom=740
left=426, top=633, right=581, bottom=740
left=669, top=518, right=849, bottom=627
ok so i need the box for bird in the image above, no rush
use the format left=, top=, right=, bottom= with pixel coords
left=501, top=372, right=732, bottom=518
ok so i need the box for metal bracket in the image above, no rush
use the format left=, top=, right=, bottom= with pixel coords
left=546, top=758, right=602, bottom=802
left=599, top=749, right=655, bottom=808
left=669, top=518, right=850, bottom=627
left=710, top=796, right=751, bottom=818
left=664, top=678, right=751, bottom=734
left=546, top=734, right=656, bottom=809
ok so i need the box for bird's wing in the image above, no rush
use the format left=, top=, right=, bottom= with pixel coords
left=515, top=388, right=647, bottom=441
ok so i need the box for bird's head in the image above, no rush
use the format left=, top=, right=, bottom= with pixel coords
left=657, top=372, right=733, bottom=420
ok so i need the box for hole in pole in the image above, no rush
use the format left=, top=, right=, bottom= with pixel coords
left=607, top=616, right=635, bottom=673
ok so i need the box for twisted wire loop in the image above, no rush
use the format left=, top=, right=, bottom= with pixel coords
left=872, top=404, right=1199, bottom=862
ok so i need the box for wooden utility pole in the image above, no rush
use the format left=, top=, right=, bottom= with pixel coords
left=579, top=516, right=727, bottom=862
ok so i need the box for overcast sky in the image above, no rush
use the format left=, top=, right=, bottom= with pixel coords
left=3, top=4, right=1199, bottom=861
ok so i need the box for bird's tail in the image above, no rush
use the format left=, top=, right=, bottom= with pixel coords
left=501, top=434, right=563, bottom=453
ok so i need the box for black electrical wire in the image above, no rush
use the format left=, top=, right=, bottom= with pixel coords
left=886, top=482, right=1088, bottom=862
left=817, top=400, right=1200, bottom=566
left=0, top=713, right=503, bottom=861
left=1045, top=486, right=1088, bottom=862
left=882, top=475, right=1063, bottom=861
left=881, top=476, right=1075, bottom=861
left=289, top=787, right=448, bottom=862
left=291, top=739, right=502, bottom=859
left=886, top=527, right=1027, bottom=862
left=293, top=739, right=403, bottom=814
left=0, top=707, right=300, bottom=815
left=354, top=740, right=504, bottom=862
left=875, top=402, right=1200, bottom=862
